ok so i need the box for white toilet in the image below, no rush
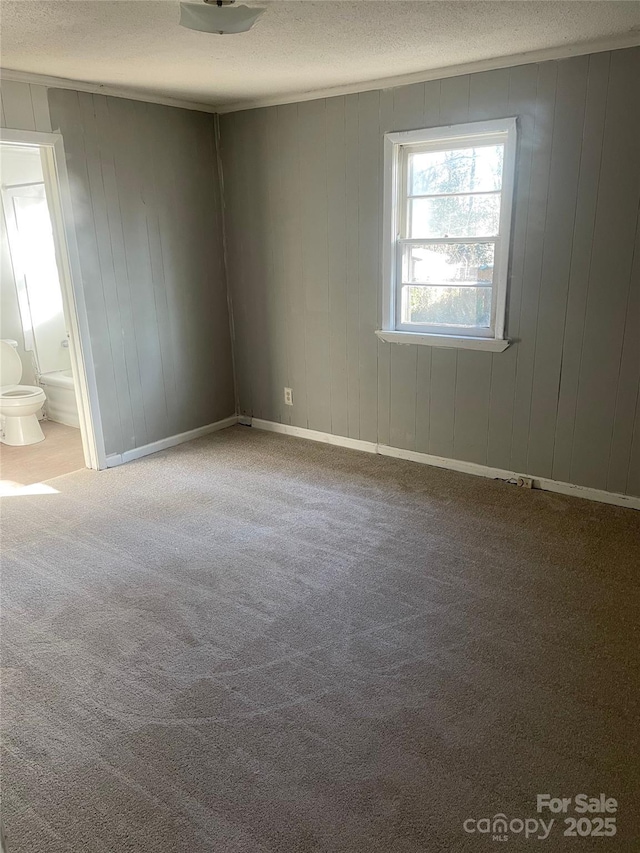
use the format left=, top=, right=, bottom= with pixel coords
left=0, top=339, right=47, bottom=446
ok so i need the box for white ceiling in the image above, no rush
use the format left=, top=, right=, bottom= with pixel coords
left=1, top=1, right=639, bottom=111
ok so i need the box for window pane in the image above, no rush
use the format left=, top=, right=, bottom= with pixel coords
left=402, top=242, right=495, bottom=285
left=409, top=194, right=501, bottom=238
left=402, top=285, right=492, bottom=328
left=409, top=144, right=504, bottom=195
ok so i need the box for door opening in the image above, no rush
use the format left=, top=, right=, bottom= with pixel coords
left=0, top=130, right=105, bottom=492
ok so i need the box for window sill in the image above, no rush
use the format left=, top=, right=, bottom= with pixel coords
left=375, top=330, right=510, bottom=352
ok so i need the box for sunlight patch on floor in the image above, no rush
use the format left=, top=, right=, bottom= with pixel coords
left=0, top=479, right=60, bottom=497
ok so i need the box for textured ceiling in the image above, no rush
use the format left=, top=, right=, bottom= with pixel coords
left=1, top=1, right=639, bottom=110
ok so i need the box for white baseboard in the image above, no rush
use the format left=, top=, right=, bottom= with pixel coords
left=106, top=415, right=239, bottom=467
left=247, top=418, right=640, bottom=511
left=250, top=418, right=376, bottom=453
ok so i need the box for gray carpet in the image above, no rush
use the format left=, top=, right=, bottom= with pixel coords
left=1, top=425, right=639, bottom=852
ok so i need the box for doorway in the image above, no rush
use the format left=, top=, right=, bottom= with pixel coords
left=0, top=131, right=104, bottom=494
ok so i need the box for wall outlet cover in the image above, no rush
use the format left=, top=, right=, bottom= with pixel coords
left=517, top=476, right=534, bottom=489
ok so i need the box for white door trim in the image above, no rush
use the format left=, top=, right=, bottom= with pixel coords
left=1, top=127, right=107, bottom=470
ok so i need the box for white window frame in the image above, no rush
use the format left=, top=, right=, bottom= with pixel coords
left=377, top=118, right=517, bottom=352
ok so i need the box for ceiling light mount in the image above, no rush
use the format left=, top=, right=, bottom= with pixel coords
left=179, top=0, right=264, bottom=35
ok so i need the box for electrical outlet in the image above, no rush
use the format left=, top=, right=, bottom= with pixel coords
left=516, top=476, right=533, bottom=489
left=284, top=387, right=293, bottom=406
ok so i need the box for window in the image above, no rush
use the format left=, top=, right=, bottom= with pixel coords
left=378, top=118, right=517, bottom=351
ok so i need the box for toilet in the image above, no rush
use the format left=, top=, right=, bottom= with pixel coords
left=0, top=339, right=47, bottom=446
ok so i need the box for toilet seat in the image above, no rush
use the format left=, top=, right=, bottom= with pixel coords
left=0, top=384, right=47, bottom=404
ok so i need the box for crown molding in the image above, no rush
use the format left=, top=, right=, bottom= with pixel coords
left=0, top=68, right=219, bottom=114
left=1, top=32, right=638, bottom=116
left=217, top=32, right=640, bottom=113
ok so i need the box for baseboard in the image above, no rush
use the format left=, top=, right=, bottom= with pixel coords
left=251, top=418, right=377, bottom=453
left=106, top=415, right=239, bottom=467
left=247, top=418, right=640, bottom=511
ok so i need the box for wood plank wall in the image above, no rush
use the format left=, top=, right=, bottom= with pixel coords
left=39, top=90, right=235, bottom=456
left=220, top=48, right=640, bottom=497
left=0, top=80, right=51, bottom=132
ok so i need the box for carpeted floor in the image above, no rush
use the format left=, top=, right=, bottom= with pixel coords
left=1, top=425, right=639, bottom=852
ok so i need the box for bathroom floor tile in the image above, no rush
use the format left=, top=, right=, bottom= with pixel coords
left=0, top=420, right=85, bottom=491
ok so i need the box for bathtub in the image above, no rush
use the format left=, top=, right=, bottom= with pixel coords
left=39, top=369, right=80, bottom=429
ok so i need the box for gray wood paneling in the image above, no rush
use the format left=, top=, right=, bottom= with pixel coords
left=453, top=349, right=492, bottom=464
left=265, top=106, right=291, bottom=426
left=110, top=96, right=169, bottom=445
left=608, top=207, right=640, bottom=494
left=628, top=365, right=640, bottom=498
left=486, top=62, right=538, bottom=470
left=220, top=110, right=253, bottom=419
left=552, top=52, right=611, bottom=484
left=48, top=89, right=235, bottom=456
left=428, top=347, right=457, bottom=459
left=509, top=61, right=558, bottom=474
left=344, top=94, right=361, bottom=439
left=357, top=91, right=381, bottom=445
left=527, top=56, right=589, bottom=477
left=243, top=108, right=273, bottom=422
left=326, top=96, right=349, bottom=438
left=0, top=81, right=51, bottom=132
left=300, top=99, right=331, bottom=434
left=569, top=47, right=640, bottom=490
left=30, top=84, right=52, bottom=132
left=1, top=81, right=37, bottom=131
left=220, top=47, right=640, bottom=497
left=280, top=104, right=308, bottom=429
